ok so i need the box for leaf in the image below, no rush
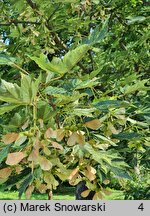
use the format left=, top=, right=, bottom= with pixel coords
left=126, top=16, right=146, bottom=25
left=14, top=134, right=27, bottom=146
left=84, top=119, right=101, bottom=130
left=44, top=128, right=57, bottom=139
left=44, top=86, right=67, bottom=95
left=38, top=156, right=52, bottom=171
left=93, top=100, right=121, bottom=110
left=110, top=166, right=132, bottom=180
left=81, top=189, right=91, bottom=198
left=30, top=53, right=67, bottom=75
left=38, top=184, right=47, bottom=193
left=25, top=185, right=35, bottom=199
left=44, top=172, right=59, bottom=190
left=4, top=168, right=31, bottom=188
left=68, top=167, right=79, bottom=181
left=0, top=104, right=20, bottom=115
left=77, top=132, right=85, bottom=145
left=84, top=165, right=96, bottom=181
left=83, top=17, right=109, bottom=45
left=72, top=108, right=96, bottom=117
left=56, top=129, right=65, bottom=141
left=67, top=132, right=84, bottom=146
left=18, top=173, right=33, bottom=199
left=112, top=132, right=142, bottom=140
left=75, top=78, right=99, bottom=90
left=63, top=44, right=90, bottom=71
left=0, top=80, right=22, bottom=104
left=94, top=134, right=116, bottom=146
left=51, top=141, right=63, bottom=150
left=0, top=54, right=16, bottom=65
left=20, top=74, right=32, bottom=104
left=6, top=152, right=25, bottom=165
left=0, top=167, right=12, bottom=179
left=2, top=133, right=19, bottom=145
left=124, top=79, right=150, bottom=95
left=0, top=146, right=10, bottom=163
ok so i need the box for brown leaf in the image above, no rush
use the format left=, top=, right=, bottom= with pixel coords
left=25, top=185, right=35, bottom=199
left=38, top=184, right=47, bottom=194
left=81, top=189, right=91, bottom=198
left=68, top=167, right=79, bottom=181
left=28, top=149, right=39, bottom=162
left=84, top=165, right=96, bottom=181
left=84, top=119, right=101, bottom=130
left=6, top=152, right=25, bottom=165
left=2, top=133, right=19, bottom=145
left=67, top=132, right=80, bottom=146
left=84, top=170, right=96, bottom=181
left=38, top=156, right=52, bottom=171
left=44, top=128, right=56, bottom=139
left=77, top=131, right=85, bottom=145
left=51, top=141, right=63, bottom=150
left=0, top=167, right=12, bottom=179
left=87, top=165, right=96, bottom=174
left=56, top=129, right=65, bottom=141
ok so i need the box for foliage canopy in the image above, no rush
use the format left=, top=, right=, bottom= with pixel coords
left=0, top=0, right=149, bottom=199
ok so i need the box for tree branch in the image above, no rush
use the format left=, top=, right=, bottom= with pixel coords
left=25, top=0, right=89, bottom=73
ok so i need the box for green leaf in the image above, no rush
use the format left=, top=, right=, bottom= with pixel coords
left=18, top=173, right=34, bottom=199
left=72, top=108, right=96, bottom=117
left=126, top=16, right=146, bottom=25
left=0, top=104, right=20, bottom=115
left=63, top=44, right=90, bottom=70
left=44, top=86, right=67, bottom=95
left=124, top=79, right=150, bottom=95
left=0, top=54, right=16, bottom=65
left=75, top=77, right=99, bottom=89
left=0, top=146, right=10, bottom=163
left=20, top=74, right=32, bottom=104
left=0, top=79, right=21, bottom=104
left=93, top=100, right=121, bottom=110
left=83, top=17, right=109, bottom=45
left=110, top=166, right=132, bottom=180
left=30, top=45, right=90, bottom=74
left=30, top=54, right=67, bottom=75
left=4, top=168, right=31, bottom=189
left=94, top=134, right=117, bottom=146
left=112, top=132, right=142, bottom=140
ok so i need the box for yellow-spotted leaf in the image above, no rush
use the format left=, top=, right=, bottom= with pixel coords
left=2, top=133, right=19, bottom=145
left=6, top=152, right=25, bottom=165
left=84, top=119, right=101, bottom=130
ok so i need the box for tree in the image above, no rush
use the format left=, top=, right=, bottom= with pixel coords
left=0, top=0, right=149, bottom=200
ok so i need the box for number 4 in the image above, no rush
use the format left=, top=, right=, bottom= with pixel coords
left=138, top=203, right=144, bottom=211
